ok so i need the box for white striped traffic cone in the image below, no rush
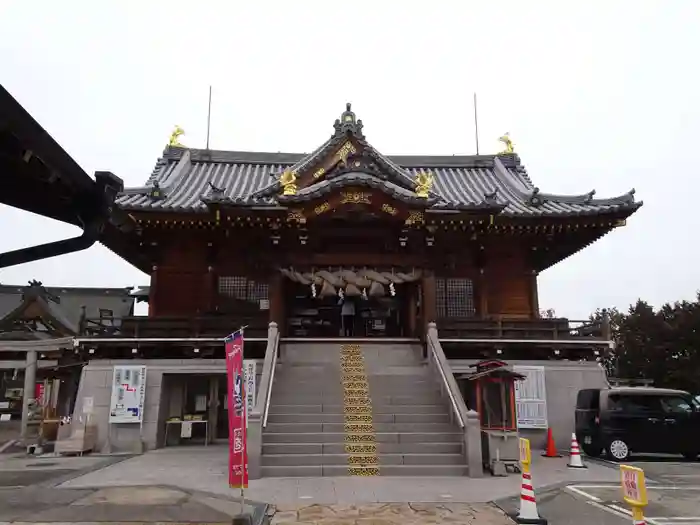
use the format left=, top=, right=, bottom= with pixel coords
left=514, top=470, right=548, bottom=524
left=567, top=432, right=587, bottom=469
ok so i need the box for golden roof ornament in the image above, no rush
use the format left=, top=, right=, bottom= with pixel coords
left=169, top=125, right=185, bottom=147
left=414, top=171, right=434, bottom=198
left=279, top=170, right=298, bottom=196
left=498, top=132, right=514, bottom=154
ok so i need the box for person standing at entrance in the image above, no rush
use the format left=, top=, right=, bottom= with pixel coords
left=341, top=298, right=356, bottom=337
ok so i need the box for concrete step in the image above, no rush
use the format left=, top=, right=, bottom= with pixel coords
left=261, top=453, right=464, bottom=467
left=272, top=382, right=439, bottom=395
left=266, top=412, right=451, bottom=424
left=263, top=432, right=464, bottom=444
left=262, top=441, right=463, bottom=455
left=275, top=372, right=432, bottom=383
left=282, top=345, right=422, bottom=364
left=270, top=393, right=445, bottom=405
left=261, top=464, right=468, bottom=477
left=263, top=422, right=456, bottom=433
left=280, top=367, right=430, bottom=378
left=268, top=404, right=448, bottom=414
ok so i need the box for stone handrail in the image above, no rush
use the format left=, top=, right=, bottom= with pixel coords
left=426, top=322, right=483, bottom=477
left=248, top=321, right=279, bottom=479
left=426, top=322, right=468, bottom=427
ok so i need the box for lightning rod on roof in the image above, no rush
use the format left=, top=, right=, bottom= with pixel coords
left=206, top=85, right=212, bottom=150
left=473, top=92, right=480, bottom=155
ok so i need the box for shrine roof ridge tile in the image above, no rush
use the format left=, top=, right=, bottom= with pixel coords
left=115, top=147, right=642, bottom=218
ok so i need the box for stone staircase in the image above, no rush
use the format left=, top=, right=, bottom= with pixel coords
left=261, top=342, right=468, bottom=477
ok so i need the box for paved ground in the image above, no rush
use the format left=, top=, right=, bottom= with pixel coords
left=0, top=448, right=522, bottom=524
left=590, top=453, right=700, bottom=485
left=0, top=485, right=266, bottom=524
left=0, top=454, right=128, bottom=489
left=270, top=502, right=512, bottom=525
left=12, top=446, right=699, bottom=524
left=497, top=485, right=631, bottom=525
left=557, top=454, right=700, bottom=525
left=59, top=445, right=620, bottom=504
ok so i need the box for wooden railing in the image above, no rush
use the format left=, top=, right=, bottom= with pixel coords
left=80, top=315, right=269, bottom=339
left=437, top=316, right=609, bottom=341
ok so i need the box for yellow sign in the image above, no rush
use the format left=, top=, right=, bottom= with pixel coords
left=620, top=465, right=647, bottom=507
left=519, top=437, right=531, bottom=467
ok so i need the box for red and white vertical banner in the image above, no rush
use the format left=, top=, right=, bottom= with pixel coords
left=225, top=331, right=248, bottom=488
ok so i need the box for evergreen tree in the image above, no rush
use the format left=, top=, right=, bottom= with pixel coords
left=591, top=295, right=700, bottom=394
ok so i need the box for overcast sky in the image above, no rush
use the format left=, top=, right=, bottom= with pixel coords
left=1, top=1, right=698, bottom=319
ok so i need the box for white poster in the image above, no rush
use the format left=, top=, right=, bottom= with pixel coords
left=513, top=365, right=548, bottom=429
left=180, top=421, right=193, bottom=438
left=109, top=365, right=147, bottom=423
left=195, top=395, right=207, bottom=412
left=245, top=360, right=256, bottom=428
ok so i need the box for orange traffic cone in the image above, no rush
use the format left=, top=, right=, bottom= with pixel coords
left=513, top=470, right=548, bottom=524
left=541, top=428, right=561, bottom=458
left=567, top=433, right=587, bottom=469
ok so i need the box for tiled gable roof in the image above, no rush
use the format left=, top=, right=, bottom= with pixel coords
left=116, top=147, right=640, bottom=218
left=115, top=105, right=641, bottom=218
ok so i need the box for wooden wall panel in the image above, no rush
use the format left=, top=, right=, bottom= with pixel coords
left=150, top=238, right=210, bottom=316
left=488, top=275, right=531, bottom=317
left=485, top=252, right=534, bottom=318
left=151, top=270, right=208, bottom=316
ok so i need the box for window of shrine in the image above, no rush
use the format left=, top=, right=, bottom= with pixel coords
left=436, top=278, right=475, bottom=318
left=218, top=276, right=269, bottom=304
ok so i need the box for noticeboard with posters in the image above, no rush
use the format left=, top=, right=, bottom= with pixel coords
left=513, top=365, right=548, bottom=429
left=109, top=365, right=147, bottom=423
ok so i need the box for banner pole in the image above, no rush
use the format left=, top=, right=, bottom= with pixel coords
left=240, top=326, right=246, bottom=515
left=225, top=325, right=249, bottom=341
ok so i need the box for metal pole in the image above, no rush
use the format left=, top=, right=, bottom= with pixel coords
left=206, top=86, right=212, bottom=150
left=473, top=92, right=480, bottom=155
left=20, top=350, right=37, bottom=445
left=240, top=326, right=246, bottom=515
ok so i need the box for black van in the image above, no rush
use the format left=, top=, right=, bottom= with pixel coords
left=575, top=387, right=700, bottom=461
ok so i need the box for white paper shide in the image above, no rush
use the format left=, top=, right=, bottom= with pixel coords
left=109, top=365, right=147, bottom=423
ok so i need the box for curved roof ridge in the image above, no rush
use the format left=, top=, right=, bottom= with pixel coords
left=492, top=157, right=640, bottom=208
left=537, top=188, right=639, bottom=206
left=284, top=136, right=337, bottom=175
left=277, top=171, right=439, bottom=206
left=492, top=157, right=535, bottom=198
left=118, top=150, right=192, bottom=198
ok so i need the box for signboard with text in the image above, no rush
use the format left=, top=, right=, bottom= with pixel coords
left=519, top=437, right=531, bottom=467
left=245, top=360, right=256, bottom=428
left=225, top=332, right=248, bottom=489
left=620, top=465, right=647, bottom=507
left=513, top=365, right=548, bottom=429
left=109, top=366, right=147, bottom=423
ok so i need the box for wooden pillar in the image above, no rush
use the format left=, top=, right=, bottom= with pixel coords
left=149, top=265, right=159, bottom=317
left=208, top=376, right=219, bottom=442
left=269, top=272, right=285, bottom=328
left=205, top=266, right=217, bottom=313
left=478, top=269, right=489, bottom=319
left=421, top=271, right=437, bottom=332
left=408, top=284, right=418, bottom=338
left=529, top=271, right=540, bottom=319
